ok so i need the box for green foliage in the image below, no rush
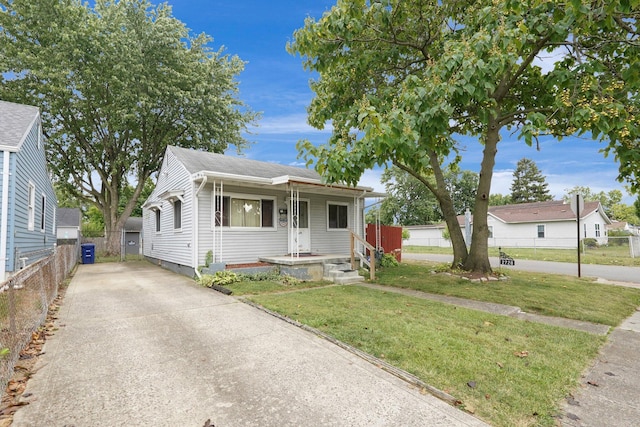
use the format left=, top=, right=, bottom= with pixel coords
left=510, top=158, right=553, bottom=204
left=489, top=194, right=513, bottom=206
left=379, top=253, right=399, bottom=268
left=563, top=186, right=630, bottom=220
left=198, top=271, right=241, bottom=288
left=288, top=0, right=640, bottom=272
left=635, top=197, right=640, bottom=222
left=582, top=238, right=599, bottom=249
left=204, top=251, right=213, bottom=268
left=0, top=0, right=256, bottom=254
left=402, top=229, right=410, bottom=240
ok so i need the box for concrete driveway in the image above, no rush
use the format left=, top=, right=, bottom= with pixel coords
left=13, top=262, right=485, bottom=427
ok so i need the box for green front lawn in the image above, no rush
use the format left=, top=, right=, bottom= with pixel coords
left=376, top=262, right=640, bottom=326
left=250, top=285, right=605, bottom=426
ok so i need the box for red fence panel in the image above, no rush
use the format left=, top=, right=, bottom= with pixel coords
left=366, top=224, right=403, bottom=261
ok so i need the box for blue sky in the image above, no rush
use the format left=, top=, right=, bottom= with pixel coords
left=167, top=0, right=634, bottom=204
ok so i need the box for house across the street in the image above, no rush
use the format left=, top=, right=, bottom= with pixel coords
left=0, top=100, right=57, bottom=281
left=405, top=200, right=611, bottom=249
left=143, top=146, right=383, bottom=278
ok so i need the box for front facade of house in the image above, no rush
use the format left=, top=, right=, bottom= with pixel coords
left=404, top=200, right=611, bottom=249
left=0, top=100, right=58, bottom=280
left=143, top=146, right=379, bottom=276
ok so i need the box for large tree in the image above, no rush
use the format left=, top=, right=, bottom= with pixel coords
left=288, top=0, right=640, bottom=273
left=0, top=0, right=255, bottom=253
left=510, top=158, right=553, bottom=203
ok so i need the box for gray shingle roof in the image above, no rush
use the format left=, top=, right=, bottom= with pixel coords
left=0, top=100, right=40, bottom=150
left=488, top=200, right=601, bottom=223
left=169, top=145, right=321, bottom=181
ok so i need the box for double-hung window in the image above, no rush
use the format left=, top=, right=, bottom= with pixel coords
left=327, top=202, right=348, bottom=230
left=595, top=223, right=601, bottom=237
left=537, top=224, right=545, bottom=238
left=173, top=200, right=182, bottom=230
left=27, top=182, right=35, bottom=231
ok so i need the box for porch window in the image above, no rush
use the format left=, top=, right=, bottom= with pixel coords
left=28, top=182, right=35, bottom=231
left=215, top=195, right=274, bottom=228
left=328, top=202, right=348, bottom=229
left=173, top=200, right=182, bottom=230
left=537, top=224, right=545, bottom=238
left=595, top=223, right=601, bottom=237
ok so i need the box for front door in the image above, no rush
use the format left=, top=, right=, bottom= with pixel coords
left=291, top=199, right=310, bottom=253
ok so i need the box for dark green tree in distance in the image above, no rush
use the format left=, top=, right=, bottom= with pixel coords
left=510, top=158, right=553, bottom=204
left=489, top=194, right=513, bottom=206
left=635, top=197, right=640, bottom=223
left=446, top=169, right=479, bottom=215
left=0, top=0, right=256, bottom=254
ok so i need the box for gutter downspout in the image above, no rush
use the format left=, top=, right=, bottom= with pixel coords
left=193, top=176, right=208, bottom=280
left=0, top=151, right=10, bottom=281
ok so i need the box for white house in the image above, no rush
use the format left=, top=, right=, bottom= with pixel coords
left=142, top=146, right=382, bottom=277
left=405, top=200, right=611, bottom=249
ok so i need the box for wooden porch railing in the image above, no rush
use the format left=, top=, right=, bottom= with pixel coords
left=350, top=231, right=376, bottom=281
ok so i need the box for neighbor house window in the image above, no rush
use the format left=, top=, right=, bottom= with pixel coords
left=328, top=202, right=348, bottom=229
left=584, top=223, right=587, bottom=238
left=214, top=194, right=274, bottom=228
left=595, top=223, right=601, bottom=237
left=173, top=200, right=182, bottom=230
left=27, top=182, right=35, bottom=231
left=488, top=226, right=493, bottom=238
left=155, top=209, right=161, bottom=232
left=537, top=224, right=545, bottom=238
left=40, top=194, right=46, bottom=232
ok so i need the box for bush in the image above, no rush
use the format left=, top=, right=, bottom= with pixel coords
left=198, top=271, right=241, bottom=288
left=582, top=238, right=598, bottom=249
left=380, top=253, right=399, bottom=268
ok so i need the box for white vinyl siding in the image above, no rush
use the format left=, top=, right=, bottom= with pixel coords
left=142, top=149, right=193, bottom=268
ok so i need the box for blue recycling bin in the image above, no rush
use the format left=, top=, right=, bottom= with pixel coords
left=81, top=243, right=95, bottom=264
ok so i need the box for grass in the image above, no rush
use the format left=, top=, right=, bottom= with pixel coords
left=250, top=285, right=605, bottom=426
left=375, top=262, right=640, bottom=326
left=225, top=279, right=331, bottom=296
left=403, top=245, right=640, bottom=266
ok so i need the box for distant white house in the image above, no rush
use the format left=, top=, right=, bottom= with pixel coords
left=142, top=146, right=382, bottom=277
left=405, top=200, right=611, bottom=249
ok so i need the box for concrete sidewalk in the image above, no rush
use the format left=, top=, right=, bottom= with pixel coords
left=12, top=262, right=486, bottom=427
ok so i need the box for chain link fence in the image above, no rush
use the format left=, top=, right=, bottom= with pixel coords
left=0, top=244, right=78, bottom=396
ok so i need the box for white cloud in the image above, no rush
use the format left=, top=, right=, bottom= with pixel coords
left=249, top=113, right=333, bottom=135
left=358, top=168, right=385, bottom=193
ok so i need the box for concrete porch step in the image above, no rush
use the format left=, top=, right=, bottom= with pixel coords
left=323, top=265, right=364, bottom=284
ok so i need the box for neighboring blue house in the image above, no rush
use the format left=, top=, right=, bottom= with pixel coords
left=0, top=100, right=57, bottom=280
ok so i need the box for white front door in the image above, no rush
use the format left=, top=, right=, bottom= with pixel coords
left=291, top=199, right=310, bottom=253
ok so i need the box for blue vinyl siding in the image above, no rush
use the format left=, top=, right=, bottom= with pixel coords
left=8, top=122, right=57, bottom=271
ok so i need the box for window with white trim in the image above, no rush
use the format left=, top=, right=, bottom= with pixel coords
left=595, top=223, right=601, bottom=237
left=488, top=226, right=493, bottom=238
left=28, top=182, right=35, bottom=231
left=327, top=202, right=348, bottom=230
left=173, top=200, right=182, bottom=230
left=537, top=224, right=545, bottom=238
left=214, top=194, right=274, bottom=228
left=40, top=194, right=46, bottom=232
left=155, top=209, right=161, bottom=232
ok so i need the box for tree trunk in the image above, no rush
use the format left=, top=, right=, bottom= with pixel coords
left=462, top=122, right=500, bottom=273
